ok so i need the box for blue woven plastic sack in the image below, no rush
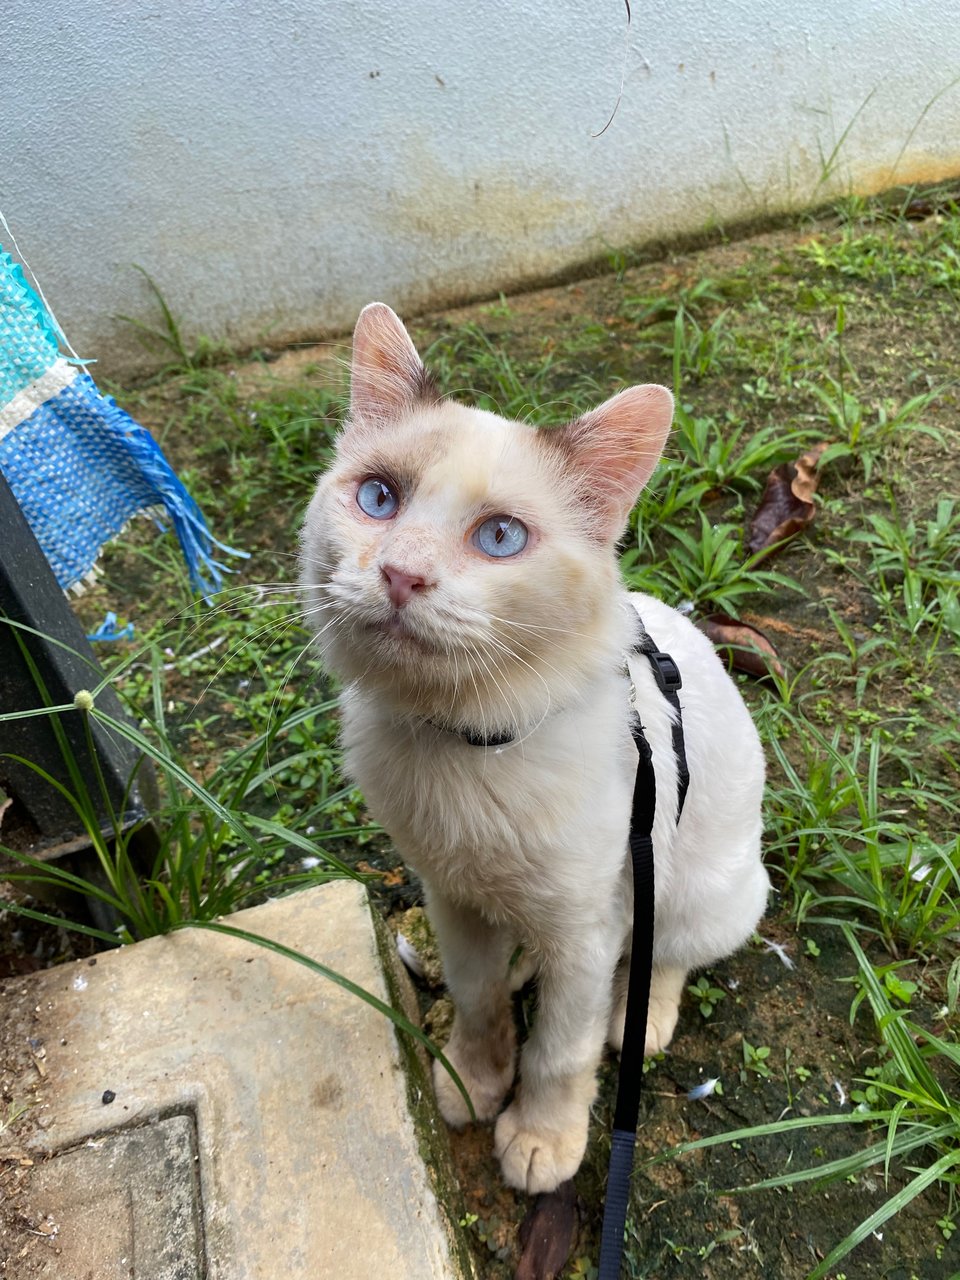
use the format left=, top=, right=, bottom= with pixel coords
left=0, top=248, right=241, bottom=595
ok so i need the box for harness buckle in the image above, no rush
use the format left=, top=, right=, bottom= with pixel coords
left=647, top=650, right=682, bottom=694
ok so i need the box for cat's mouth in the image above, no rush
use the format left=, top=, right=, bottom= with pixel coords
left=366, top=612, right=443, bottom=654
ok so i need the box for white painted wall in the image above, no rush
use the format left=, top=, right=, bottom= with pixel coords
left=3, top=0, right=959, bottom=373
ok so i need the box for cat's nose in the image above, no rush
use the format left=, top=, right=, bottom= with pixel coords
left=381, top=563, right=430, bottom=607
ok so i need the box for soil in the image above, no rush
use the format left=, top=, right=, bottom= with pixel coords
left=3, top=203, right=959, bottom=1278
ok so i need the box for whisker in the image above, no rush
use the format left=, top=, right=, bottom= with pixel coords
left=467, top=638, right=533, bottom=762
left=484, top=632, right=574, bottom=699
left=157, top=583, right=309, bottom=646
left=185, top=611, right=316, bottom=713
left=485, top=611, right=602, bottom=645
left=263, top=617, right=342, bottom=736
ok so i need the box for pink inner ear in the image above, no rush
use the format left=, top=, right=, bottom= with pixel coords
left=351, top=302, right=426, bottom=424
left=557, top=384, right=674, bottom=537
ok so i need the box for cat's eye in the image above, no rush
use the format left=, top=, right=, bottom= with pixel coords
left=474, top=515, right=528, bottom=558
left=356, top=476, right=399, bottom=519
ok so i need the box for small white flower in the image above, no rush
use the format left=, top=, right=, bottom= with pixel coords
left=72, top=690, right=95, bottom=712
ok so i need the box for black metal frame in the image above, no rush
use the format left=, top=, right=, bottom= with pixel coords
left=0, top=469, right=158, bottom=926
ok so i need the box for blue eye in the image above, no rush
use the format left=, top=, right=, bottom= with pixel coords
left=474, top=515, right=528, bottom=558
left=356, top=477, right=399, bottom=519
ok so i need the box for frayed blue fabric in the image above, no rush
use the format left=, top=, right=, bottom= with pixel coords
left=86, top=611, right=135, bottom=643
left=0, top=251, right=61, bottom=402
left=0, top=248, right=245, bottom=596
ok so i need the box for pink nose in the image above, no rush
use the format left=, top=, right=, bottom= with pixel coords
left=381, top=564, right=429, bottom=607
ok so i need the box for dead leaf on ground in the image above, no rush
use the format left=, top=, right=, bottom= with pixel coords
left=515, top=1179, right=578, bottom=1280
left=355, top=860, right=406, bottom=887
left=746, top=442, right=830, bottom=559
left=697, top=614, right=785, bottom=680
left=903, top=191, right=960, bottom=220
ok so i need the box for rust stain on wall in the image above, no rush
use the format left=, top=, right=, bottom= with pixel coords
left=850, top=151, right=960, bottom=196
left=91, top=142, right=960, bottom=380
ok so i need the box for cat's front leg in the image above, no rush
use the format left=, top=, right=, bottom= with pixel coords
left=494, top=927, right=620, bottom=1194
left=608, top=960, right=687, bottom=1055
left=425, top=889, right=518, bottom=1126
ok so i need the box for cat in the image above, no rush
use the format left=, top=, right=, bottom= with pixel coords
left=299, top=302, right=770, bottom=1195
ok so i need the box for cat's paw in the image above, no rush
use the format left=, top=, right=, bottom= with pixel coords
left=493, top=1101, right=588, bottom=1194
left=606, top=992, right=680, bottom=1056
left=432, top=1050, right=514, bottom=1127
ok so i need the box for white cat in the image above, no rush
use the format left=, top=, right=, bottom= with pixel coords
left=300, top=303, right=770, bottom=1195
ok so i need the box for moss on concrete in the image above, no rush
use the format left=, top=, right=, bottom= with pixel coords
left=369, top=897, right=476, bottom=1280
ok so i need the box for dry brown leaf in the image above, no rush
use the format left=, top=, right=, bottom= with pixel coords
left=515, top=1179, right=578, bottom=1280
left=355, top=860, right=406, bottom=887
left=697, top=613, right=785, bottom=680
left=746, top=441, right=830, bottom=559
left=903, top=191, right=959, bottom=220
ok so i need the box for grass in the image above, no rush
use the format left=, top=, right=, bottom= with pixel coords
left=656, top=927, right=960, bottom=1280
left=3, top=183, right=960, bottom=1277
left=1, top=618, right=364, bottom=942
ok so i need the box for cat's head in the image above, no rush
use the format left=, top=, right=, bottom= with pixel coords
left=300, top=303, right=673, bottom=733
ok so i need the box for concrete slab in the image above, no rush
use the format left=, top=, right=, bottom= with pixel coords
left=28, top=1115, right=203, bottom=1279
left=0, top=882, right=467, bottom=1279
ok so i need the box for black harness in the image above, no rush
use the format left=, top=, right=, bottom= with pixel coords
left=453, top=619, right=689, bottom=1277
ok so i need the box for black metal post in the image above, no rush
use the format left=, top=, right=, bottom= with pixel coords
left=0, top=467, right=158, bottom=924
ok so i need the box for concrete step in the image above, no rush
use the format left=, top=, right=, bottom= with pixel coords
left=0, top=881, right=469, bottom=1279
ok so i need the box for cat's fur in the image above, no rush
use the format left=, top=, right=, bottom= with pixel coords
left=299, top=303, right=770, bottom=1194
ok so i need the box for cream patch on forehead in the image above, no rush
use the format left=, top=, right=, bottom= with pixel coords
left=415, top=411, right=547, bottom=515
left=420, top=445, right=495, bottom=509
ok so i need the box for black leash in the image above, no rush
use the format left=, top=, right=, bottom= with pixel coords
left=597, top=628, right=688, bottom=1280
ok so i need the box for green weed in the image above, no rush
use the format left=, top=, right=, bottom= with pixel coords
left=424, top=324, right=586, bottom=423
left=669, top=407, right=812, bottom=493
left=623, top=512, right=800, bottom=615
left=0, top=640, right=361, bottom=941
left=763, top=712, right=960, bottom=957
left=828, top=496, right=960, bottom=644
left=689, top=975, right=727, bottom=1019
left=119, top=266, right=229, bottom=374
left=653, top=924, right=960, bottom=1280
left=741, top=1039, right=773, bottom=1080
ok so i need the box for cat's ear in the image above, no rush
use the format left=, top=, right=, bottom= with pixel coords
left=350, top=302, right=437, bottom=425
left=549, top=385, right=674, bottom=539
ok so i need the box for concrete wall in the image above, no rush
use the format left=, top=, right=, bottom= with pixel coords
left=3, top=0, right=960, bottom=374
